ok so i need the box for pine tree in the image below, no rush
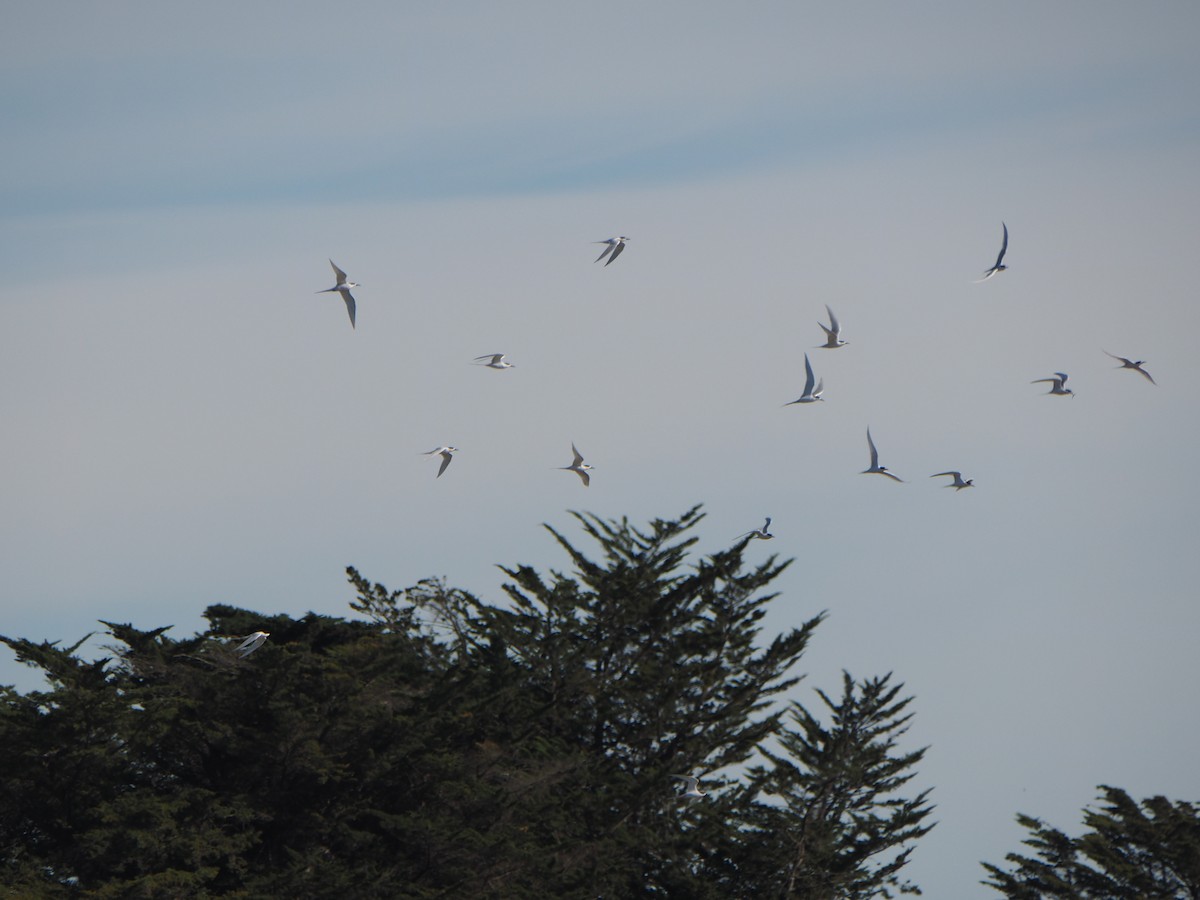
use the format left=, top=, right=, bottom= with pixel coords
left=469, top=506, right=826, bottom=896
left=1, top=506, right=935, bottom=898
left=740, top=672, right=934, bottom=898
left=982, top=786, right=1200, bottom=899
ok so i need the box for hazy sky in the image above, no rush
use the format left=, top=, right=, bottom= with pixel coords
left=3, top=3, right=1199, bottom=895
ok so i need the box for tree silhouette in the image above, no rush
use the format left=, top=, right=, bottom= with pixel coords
left=1, top=506, right=933, bottom=897
left=983, top=786, right=1200, bottom=899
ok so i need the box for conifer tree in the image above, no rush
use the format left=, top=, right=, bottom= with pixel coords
left=739, top=672, right=934, bottom=898
left=1, top=506, right=935, bottom=898
left=982, top=786, right=1200, bottom=899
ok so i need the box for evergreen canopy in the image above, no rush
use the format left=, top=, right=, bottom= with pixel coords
left=983, top=786, right=1200, bottom=899
left=1, top=506, right=933, bottom=898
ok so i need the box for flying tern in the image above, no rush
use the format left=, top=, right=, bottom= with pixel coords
left=474, top=354, right=514, bottom=369
left=785, top=353, right=824, bottom=405
left=424, top=446, right=458, bottom=478
left=861, top=428, right=903, bottom=482
left=594, top=236, right=629, bottom=266
left=735, top=517, right=774, bottom=542
left=1103, top=350, right=1155, bottom=385
left=931, top=471, right=974, bottom=490
left=316, top=259, right=359, bottom=328
left=975, top=223, right=1009, bottom=282
left=559, top=443, right=594, bottom=487
left=236, top=631, right=270, bottom=658
left=818, top=305, right=848, bottom=348
left=670, top=775, right=708, bottom=801
left=1032, top=373, right=1074, bottom=396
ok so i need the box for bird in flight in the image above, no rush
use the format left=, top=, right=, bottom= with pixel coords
left=236, top=631, right=270, bottom=658
left=560, top=443, right=594, bottom=486
left=474, top=353, right=514, bottom=369
left=862, top=427, right=903, bottom=482
left=316, top=259, right=359, bottom=328
left=594, top=236, right=629, bottom=266
left=1032, top=373, right=1074, bottom=396
left=931, top=471, right=974, bottom=491
left=1103, top=350, right=1155, bottom=385
left=975, top=223, right=1009, bottom=282
left=785, top=353, right=824, bottom=405
left=671, top=774, right=708, bottom=801
left=424, top=446, right=458, bottom=478
left=735, top=517, right=774, bottom=542
left=818, top=305, right=848, bottom=348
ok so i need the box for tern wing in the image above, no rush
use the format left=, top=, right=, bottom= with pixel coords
left=342, top=290, right=356, bottom=328
left=994, top=222, right=1008, bottom=267
left=671, top=775, right=700, bottom=792
left=594, top=242, right=614, bottom=263
left=576, top=468, right=590, bottom=487
left=570, top=443, right=585, bottom=467
left=236, top=632, right=262, bottom=652
left=802, top=353, right=815, bottom=395
left=866, top=428, right=879, bottom=468
left=605, top=240, right=625, bottom=265
left=1137, top=366, right=1156, bottom=385
left=1103, top=350, right=1131, bottom=365
left=329, top=259, right=348, bottom=286
left=931, top=471, right=961, bottom=481
left=437, top=451, right=452, bottom=478
left=825, top=305, right=840, bottom=334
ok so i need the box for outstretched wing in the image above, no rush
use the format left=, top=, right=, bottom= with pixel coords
left=866, top=427, right=879, bottom=468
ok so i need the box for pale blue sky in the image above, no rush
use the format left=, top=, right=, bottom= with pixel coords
left=3, top=3, right=1199, bottom=895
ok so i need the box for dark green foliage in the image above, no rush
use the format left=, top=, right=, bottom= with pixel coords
left=744, top=672, right=935, bottom=898
left=982, top=786, right=1200, bottom=899
left=0, top=507, right=933, bottom=897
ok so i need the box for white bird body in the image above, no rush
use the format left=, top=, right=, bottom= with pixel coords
left=862, top=427, right=904, bottom=482
left=975, top=222, right=1009, bottom=281
left=424, top=446, right=458, bottom=478
left=931, top=471, right=974, bottom=490
left=236, top=631, right=270, bottom=658
left=1103, top=350, right=1155, bottom=384
left=671, top=774, right=708, bottom=801
left=735, top=517, right=774, bottom=541
left=818, top=305, right=848, bottom=348
left=594, top=236, right=629, bottom=266
left=560, top=443, right=594, bottom=486
left=1032, top=372, right=1074, bottom=396
left=474, top=353, right=514, bottom=369
left=316, top=259, right=358, bottom=328
left=785, top=353, right=824, bottom=405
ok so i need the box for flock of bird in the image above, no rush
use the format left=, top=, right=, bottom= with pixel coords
left=233, top=223, right=1157, bottom=803
left=310, top=222, right=1158, bottom=514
